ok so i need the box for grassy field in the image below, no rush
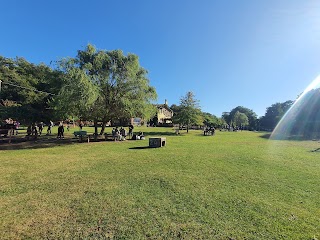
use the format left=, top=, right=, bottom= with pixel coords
left=0, top=127, right=319, bottom=239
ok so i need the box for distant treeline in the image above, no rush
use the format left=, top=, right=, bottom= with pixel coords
left=0, top=53, right=319, bottom=139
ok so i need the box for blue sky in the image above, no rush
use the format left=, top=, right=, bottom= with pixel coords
left=1, top=0, right=320, bottom=117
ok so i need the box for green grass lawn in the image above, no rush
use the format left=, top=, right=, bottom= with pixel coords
left=1, top=127, right=319, bottom=239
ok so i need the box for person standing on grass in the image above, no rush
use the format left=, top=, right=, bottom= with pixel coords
left=13, top=120, right=20, bottom=135
left=27, top=125, right=32, bottom=136
left=38, top=122, right=43, bottom=136
left=112, top=128, right=116, bottom=140
left=31, top=123, right=38, bottom=140
left=47, top=122, right=52, bottom=135
left=57, top=122, right=64, bottom=139
left=128, top=125, right=134, bottom=139
left=115, top=127, right=120, bottom=141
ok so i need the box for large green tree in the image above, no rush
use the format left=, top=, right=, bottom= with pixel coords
left=259, top=100, right=293, bottom=131
left=0, top=56, right=64, bottom=123
left=265, top=90, right=320, bottom=139
left=172, top=91, right=201, bottom=133
left=232, top=111, right=249, bottom=127
left=54, top=44, right=157, bottom=135
left=202, top=112, right=224, bottom=128
left=224, top=106, right=258, bottom=130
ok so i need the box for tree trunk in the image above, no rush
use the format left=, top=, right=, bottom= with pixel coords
left=94, top=119, right=98, bottom=140
left=187, top=119, right=190, bottom=133
left=100, top=119, right=107, bottom=135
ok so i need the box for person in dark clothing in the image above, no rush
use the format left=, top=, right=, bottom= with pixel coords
left=211, top=127, right=215, bottom=135
left=128, top=125, right=134, bottom=139
left=31, top=123, right=38, bottom=140
left=57, top=123, right=64, bottom=139
left=120, top=127, right=127, bottom=140
left=38, top=122, right=43, bottom=136
left=47, top=121, right=53, bottom=135
left=27, top=125, right=32, bottom=136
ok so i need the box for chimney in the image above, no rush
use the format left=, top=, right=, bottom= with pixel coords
left=165, top=99, right=168, bottom=105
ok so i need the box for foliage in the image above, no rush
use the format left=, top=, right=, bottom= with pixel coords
left=172, top=104, right=224, bottom=129
left=0, top=56, right=64, bottom=123
left=223, top=106, right=258, bottom=130
left=52, top=66, right=99, bottom=120
left=232, top=111, right=249, bottom=127
left=271, top=89, right=320, bottom=139
left=259, top=100, right=293, bottom=131
left=53, top=44, right=157, bottom=134
left=170, top=104, right=182, bottom=124
left=172, top=91, right=201, bottom=132
left=202, top=112, right=224, bottom=128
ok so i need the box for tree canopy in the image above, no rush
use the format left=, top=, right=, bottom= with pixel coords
left=259, top=100, right=293, bottom=131
left=0, top=56, right=63, bottom=123
left=268, top=89, right=320, bottom=139
left=232, top=111, right=249, bottom=127
left=172, top=91, right=201, bottom=133
left=202, top=112, right=224, bottom=128
left=223, top=106, right=257, bottom=130
left=53, top=44, right=157, bottom=134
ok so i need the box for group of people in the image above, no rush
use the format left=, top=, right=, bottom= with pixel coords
left=111, top=127, right=127, bottom=141
left=0, top=119, right=18, bottom=142
left=204, top=126, right=215, bottom=136
left=132, top=131, right=145, bottom=140
left=111, top=125, right=145, bottom=141
left=4, top=118, right=147, bottom=141
left=3, top=118, right=20, bottom=135
left=27, top=121, right=54, bottom=137
left=221, top=125, right=244, bottom=132
left=26, top=121, right=68, bottom=139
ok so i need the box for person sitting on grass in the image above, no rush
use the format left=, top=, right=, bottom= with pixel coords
left=138, top=131, right=145, bottom=140
left=112, top=127, right=121, bottom=141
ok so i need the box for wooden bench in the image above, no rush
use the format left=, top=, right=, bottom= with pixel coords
left=104, top=133, right=114, bottom=141
left=74, top=131, right=88, bottom=142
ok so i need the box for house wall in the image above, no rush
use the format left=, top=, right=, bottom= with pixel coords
left=157, top=107, right=173, bottom=123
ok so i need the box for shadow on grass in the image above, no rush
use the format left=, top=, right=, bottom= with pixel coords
left=129, top=146, right=152, bottom=150
left=0, top=135, right=98, bottom=151
left=199, top=134, right=215, bottom=137
left=310, top=148, right=320, bottom=152
left=259, top=133, right=320, bottom=143
left=260, top=133, right=271, bottom=139
left=143, top=131, right=180, bottom=136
